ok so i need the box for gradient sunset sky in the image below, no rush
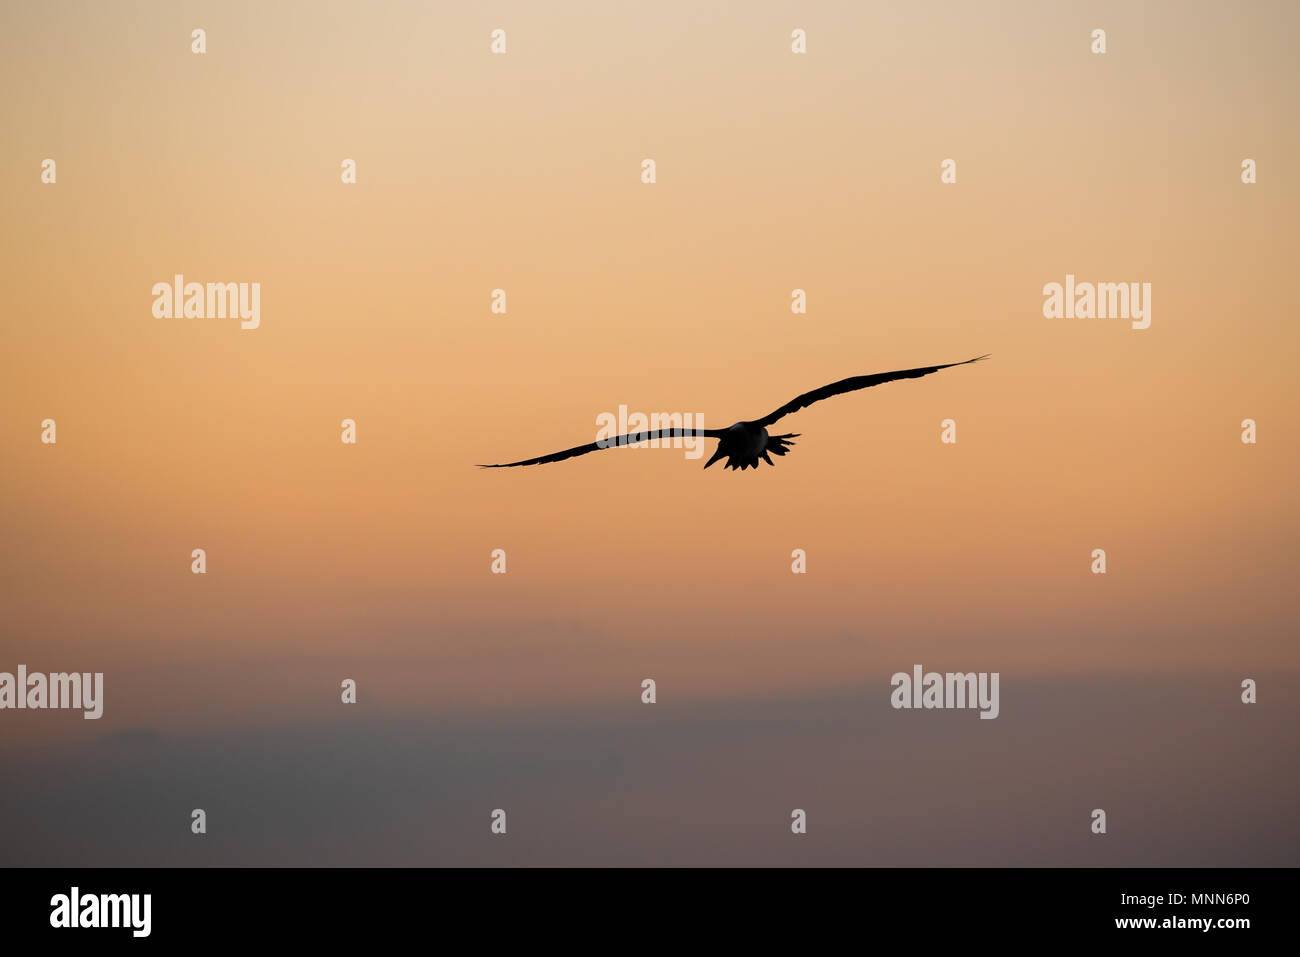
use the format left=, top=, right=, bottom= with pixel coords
left=1, top=1, right=1296, bottom=864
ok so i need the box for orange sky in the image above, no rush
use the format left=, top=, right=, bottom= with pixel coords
left=2, top=0, right=1297, bottom=746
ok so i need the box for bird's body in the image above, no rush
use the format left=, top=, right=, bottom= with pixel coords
left=704, top=422, right=799, bottom=471
left=478, top=355, right=988, bottom=472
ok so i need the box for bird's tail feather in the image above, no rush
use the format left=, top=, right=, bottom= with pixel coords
left=704, top=433, right=800, bottom=470
left=767, top=433, right=798, bottom=457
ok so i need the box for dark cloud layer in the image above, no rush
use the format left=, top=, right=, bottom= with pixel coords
left=3, top=673, right=1295, bottom=866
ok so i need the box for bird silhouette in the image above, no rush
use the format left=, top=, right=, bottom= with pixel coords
left=479, top=355, right=988, bottom=471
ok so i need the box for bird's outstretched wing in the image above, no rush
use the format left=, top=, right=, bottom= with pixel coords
left=754, top=355, right=989, bottom=428
left=479, top=428, right=725, bottom=468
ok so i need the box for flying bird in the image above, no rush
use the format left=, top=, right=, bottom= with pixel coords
left=479, top=355, right=988, bottom=471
